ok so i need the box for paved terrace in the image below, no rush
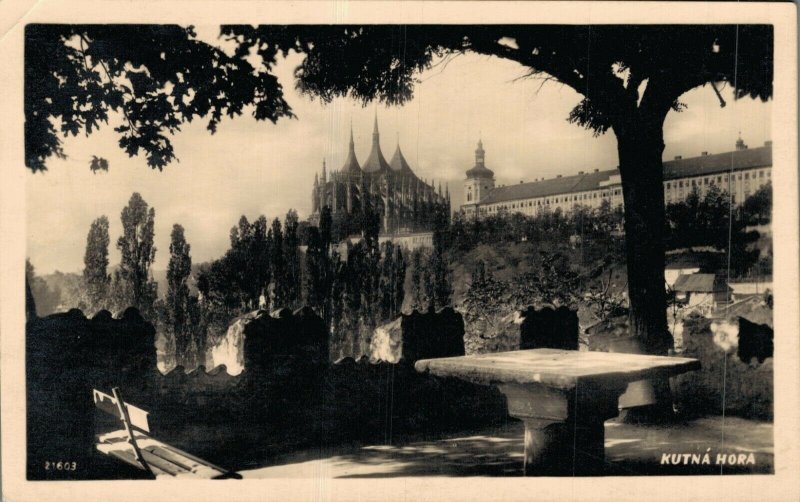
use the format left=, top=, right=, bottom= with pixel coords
left=239, top=416, right=773, bottom=478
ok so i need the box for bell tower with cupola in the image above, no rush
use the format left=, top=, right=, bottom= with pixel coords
left=462, top=139, right=495, bottom=217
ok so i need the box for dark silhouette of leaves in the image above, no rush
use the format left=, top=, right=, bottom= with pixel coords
left=89, top=155, right=109, bottom=173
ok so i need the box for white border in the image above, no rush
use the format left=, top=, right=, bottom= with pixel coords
left=1, top=2, right=797, bottom=501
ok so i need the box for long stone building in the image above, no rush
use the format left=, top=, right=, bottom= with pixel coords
left=310, top=116, right=450, bottom=235
left=461, top=137, right=772, bottom=218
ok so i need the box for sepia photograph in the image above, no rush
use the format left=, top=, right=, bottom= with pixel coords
left=2, top=1, right=799, bottom=501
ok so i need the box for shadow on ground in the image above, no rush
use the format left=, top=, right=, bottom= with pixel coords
left=239, top=416, right=773, bottom=478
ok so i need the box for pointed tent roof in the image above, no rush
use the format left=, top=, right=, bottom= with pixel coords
left=362, top=114, right=392, bottom=174
left=341, top=124, right=362, bottom=174
left=389, top=140, right=416, bottom=177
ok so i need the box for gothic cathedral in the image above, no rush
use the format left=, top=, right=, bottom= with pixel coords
left=310, top=116, right=451, bottom=235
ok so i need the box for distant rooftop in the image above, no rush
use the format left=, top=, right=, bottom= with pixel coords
left=673, top=273, right=731, bottom=293
left=480, top=169, right=617, bottom=205
left=663, top=144, right=771, bottom=179
left=478, top=142, right=772, bottom=206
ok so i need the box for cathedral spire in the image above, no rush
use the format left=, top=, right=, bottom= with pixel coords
left=371, top=110, right=380, bottom=150
left=341, top=122, right=361, bottom=174
left=362, top=112, right=391, bottom=173
left=389, top=135, right=414, bottom=174
left=321, top=158, right=327, bottom=183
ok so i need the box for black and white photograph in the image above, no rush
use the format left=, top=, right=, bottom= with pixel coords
left=2, top=1, right=798, bottom=501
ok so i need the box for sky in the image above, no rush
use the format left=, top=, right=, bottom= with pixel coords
left=26, top=26, right=772, bottom=275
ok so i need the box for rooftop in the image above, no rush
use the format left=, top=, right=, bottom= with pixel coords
left=663, top=144, right=771, bottom=179
left=480, top=168, right=618, bottom=205
left=389, top=143, right=416, bottom=177
left=477, top=142, right=772, bottom=206
left=466, top=139, right=495, bottom=179
left=341, top=128, right=362, bottom=174
left=673, top=273, right=730, bottom=293
left=361, top=114, right=392, bottom=174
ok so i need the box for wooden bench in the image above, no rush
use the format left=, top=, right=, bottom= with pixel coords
left=93, top=388, right=240, bottom=479
left=415, top=348, right=700, bottom=475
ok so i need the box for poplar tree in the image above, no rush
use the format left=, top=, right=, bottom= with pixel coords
left=28, top=24, right=774, bottom=356
left=82, top=215, right=111, bottom=311
left=269, top=217, right=286, bottom=308
left=283, top=209, right=301, bottom=307
left=116, top=192, right=157, bottom=316
left=166, top=224, right=192, bottom=365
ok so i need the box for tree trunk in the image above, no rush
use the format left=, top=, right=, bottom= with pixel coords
left=614, top=118, right=674, bottom=356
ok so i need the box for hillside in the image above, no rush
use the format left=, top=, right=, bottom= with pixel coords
left=35, top=264, right=204, bottom=315
left=447, top=240, right=628, bottom=308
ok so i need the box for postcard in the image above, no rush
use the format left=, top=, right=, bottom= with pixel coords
left=2, top=1, right=798, bottom=501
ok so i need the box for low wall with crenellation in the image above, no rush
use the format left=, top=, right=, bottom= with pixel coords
left=26, top=305, right=510, bottom=478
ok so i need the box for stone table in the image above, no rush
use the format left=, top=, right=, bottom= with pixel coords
left=414, top=348, right=700, bottom=475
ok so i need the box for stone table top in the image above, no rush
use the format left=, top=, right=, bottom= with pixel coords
left=414, top=348, right=700, bottom=390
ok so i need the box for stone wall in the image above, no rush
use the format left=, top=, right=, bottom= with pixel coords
left=205, top=307, right=330, bottom=374
left=369, top=308, right=465, bottom=363
left=463, top=305, right=579, bottom=354
left=241, top=306, right=328, bottom=368
left=26, top=305, right=510, bottom=478
left=673, top=314, right=773, bottom=420
left=26, top=308, right=157, bottom=479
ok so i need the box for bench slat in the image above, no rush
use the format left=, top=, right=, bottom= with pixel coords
left=93, top=389, right=150, bottom=433
left=139, top=449, right=192, bottom=476
left=93, top=388, right=240, bottom=479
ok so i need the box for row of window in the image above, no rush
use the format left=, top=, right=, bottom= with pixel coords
left=664, top=169, right=770, bottom=190
left=475, top=168, right=770, bottom=215
left=484, top=188, right=623, bottom=213
left=666, top=193, right=741, bottom=204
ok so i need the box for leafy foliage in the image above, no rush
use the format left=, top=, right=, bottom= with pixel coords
left=26, top=23, right=773, bottom=355
left=26, top=24, right=772, bottom=171
left=166, top=224, right=195, bottom=366
left=26, top=259, right=65, bottom=316
left=461, top=260, right=509, bottom=321
left=583, top=268, right=629, bottom=322
left=460, top=254, right=582, bottom=354
left=199, top=215, right=272, bottom=312
left=664, top=185, right=764, bottom=275
left=89, top=156, right=109, bottom=173
left=82, top=216, right=111, bottom=312
left=116, top=192, right=158, bottom=316
left=25, top=24, right=296, bottom=171
left=282, top=210, right=301, bottom=306
left=742, top=181, right=772, bottom=226
left=450, top=201, right=624, bottom=262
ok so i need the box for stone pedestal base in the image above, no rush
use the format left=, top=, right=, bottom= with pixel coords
left=499, top=381, right=628, bottom=476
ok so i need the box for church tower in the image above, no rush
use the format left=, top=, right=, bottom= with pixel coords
left=463, top=139, right=495, bottom=217
left=362, top=113, right=392, bottom=174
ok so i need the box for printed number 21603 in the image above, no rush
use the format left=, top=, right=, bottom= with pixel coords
left=45, top=461, right=77, bottom=471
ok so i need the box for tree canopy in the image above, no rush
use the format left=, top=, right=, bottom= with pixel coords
left=25, top=25, right=295, bottom=170
left=83, top=215, right=111, bottom=310
left=25, top=23, right=773, bottom=359
left=116, top=192, right=157, bottom=314
left=26, top=24, right=772, bottom=172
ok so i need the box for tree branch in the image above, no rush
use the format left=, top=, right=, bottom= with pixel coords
left=80, top=33, right=140, bottom=136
